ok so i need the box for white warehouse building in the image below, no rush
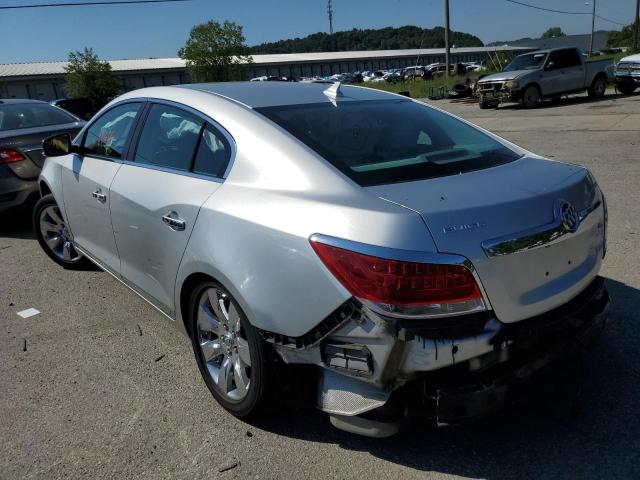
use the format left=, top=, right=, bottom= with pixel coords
left=0, top=46, right=531, bottom=101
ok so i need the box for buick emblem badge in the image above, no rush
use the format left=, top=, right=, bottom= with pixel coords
left=559, top=201, right=579, bottom=232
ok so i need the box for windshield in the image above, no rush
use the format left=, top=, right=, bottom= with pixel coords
left=257, top=99, right=521, bottom=186
left=0, top=103, right=77, bottom=131
left=504, top=53, right=547, bottom=72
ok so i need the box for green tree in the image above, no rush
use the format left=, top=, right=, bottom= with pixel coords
left=64, top=47, right=119, bottom=110
left=608, top=22, right=638, bottom=50
left=541, top=27, right=566, bottom=38
left=178, top=20, right=253, bottom=82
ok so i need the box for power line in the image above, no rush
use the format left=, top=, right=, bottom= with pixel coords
left=505, top=0, right=590, bottom=16
left=0, top=0, right=190, bottom=10
left=595, top=14, right=627, bottom=26
left=505, top=0, right=628, bottom=26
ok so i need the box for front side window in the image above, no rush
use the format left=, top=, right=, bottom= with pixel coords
left=134, top=104, right=203, bottom=171
left=0, top=103, right=77, bottom=131
left=547, top=51, right=564, bottom=70
left=257, top=99, right=521, bottom=186
left=83, top=102, right=141, bottom=159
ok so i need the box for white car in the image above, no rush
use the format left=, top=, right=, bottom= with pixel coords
left=35, top=82, right=609, bottom=437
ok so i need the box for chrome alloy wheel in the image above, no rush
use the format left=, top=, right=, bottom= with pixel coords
left=196, top=287, right=252, bottom=401
left=38, top=205, right=81, bottom=262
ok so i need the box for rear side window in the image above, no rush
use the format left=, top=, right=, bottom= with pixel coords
left=134, top=104, right=203, bottom=171
left=192, top=125, right=231, bottom=178
left=257, top=100, right=521, bottom=186
left=83, top=102, right=141, bottom=159
left=562, top=49, right=582, bottom=68
left=0, top=103, right=76, bottom=131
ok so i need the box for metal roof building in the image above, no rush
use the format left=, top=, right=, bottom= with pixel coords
left=0, top=45, right=532, bottom=101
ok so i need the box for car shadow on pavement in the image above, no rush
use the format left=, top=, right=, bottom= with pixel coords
left=0, top=203, right=36, bottom=240
left=252, top=277, right=639, bottom=479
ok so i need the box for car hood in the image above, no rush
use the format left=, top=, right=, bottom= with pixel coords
left=367, top=156, right=605, bottom=323
left=477, top=70, right=533, bottom=83
left=619, top=53, right=640, bottom=64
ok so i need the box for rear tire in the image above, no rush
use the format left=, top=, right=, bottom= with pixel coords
left=617, top=82, right=637, bottom=95
left=189, top=281, right=272, bottom=418
left=33, top=194, right=90, bottom=270
left=519, top=85, right=540, bottom=109
left=588, top=76, right=607, bottom=98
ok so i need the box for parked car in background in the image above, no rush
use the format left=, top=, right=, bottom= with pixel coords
left=50, top=97, right=95, bottom=120
left=363, top=70, right=385, bottom=82
left=403, top=66, right=433, bottom=81
left=614, top=53, right=640, bottom=94
left=35, top=82, right=608, bottom=437
left=477, top=47, right=613, bottom=109
left=0, top=99, right=84, bottom=213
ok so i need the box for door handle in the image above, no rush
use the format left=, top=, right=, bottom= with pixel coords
left=162, top=212, right=186, bottom=231
left=91, top=190, right=107, bottom=203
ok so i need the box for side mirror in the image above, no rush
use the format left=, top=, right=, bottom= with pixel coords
left=42, top=133, right=74, bottom=157
left=545, top=61, right=555, bottom=71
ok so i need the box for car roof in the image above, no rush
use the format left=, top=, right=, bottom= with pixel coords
left=0, top=98, right=48, bottom=105
left=176, top=81, right=400, bottom=109
left=523, top=47, right=580, bottom=56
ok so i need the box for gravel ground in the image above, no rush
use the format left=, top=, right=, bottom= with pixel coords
left=1, top=90, right=639, bottom=479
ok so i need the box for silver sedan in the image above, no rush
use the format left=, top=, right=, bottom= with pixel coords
left=34, top=82, right=609, bottom=436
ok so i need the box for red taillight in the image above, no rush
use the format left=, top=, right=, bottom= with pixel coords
left=0, top=149, right=25, bottom=164
left=310, top=239, right=484, bottom=317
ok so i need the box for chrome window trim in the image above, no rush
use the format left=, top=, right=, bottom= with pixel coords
left=482, top=197, right=602, bottom=258
left=117, top=160, right=224, bottom=184
left=74, top=100, right=144, bottom=162
left=132, top=97, right=237, bottom=181
left=309, top=233, right=493, bottom=314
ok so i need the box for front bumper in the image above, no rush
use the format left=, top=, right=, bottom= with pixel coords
left=477, top=82, right=520, bottom=104
left=615, top=73, right=640, bottom=85
left=267, top=276, right=609, bottom=419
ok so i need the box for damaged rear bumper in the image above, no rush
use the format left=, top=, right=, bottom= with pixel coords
left=429, top=277, right=608, bottom=424
left=264, top=276, right=609, bottom=422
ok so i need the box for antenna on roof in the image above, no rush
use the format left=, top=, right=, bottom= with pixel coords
left=323, top=81, right=343, bottom=106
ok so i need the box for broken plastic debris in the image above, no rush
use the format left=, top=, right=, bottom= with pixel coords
left=17, top=308, right=40, bottom=319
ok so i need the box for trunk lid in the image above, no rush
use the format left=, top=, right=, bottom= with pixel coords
left=0, top=123, right=83, bottom=178
left=368, top=156, right=605, bottom=323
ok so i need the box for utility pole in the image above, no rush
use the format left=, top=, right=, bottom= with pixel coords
left=634, top=0, right=639, bottom=52
left=589, top=0, right=596, bottom=56
left=445, top=0, right=450, bottom=77
left=327, top=0, right=334, bottom=35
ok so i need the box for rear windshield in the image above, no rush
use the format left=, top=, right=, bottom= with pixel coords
left=257, top=99, right=521, bottom=186
left=0, top=103, right=76, bottom=131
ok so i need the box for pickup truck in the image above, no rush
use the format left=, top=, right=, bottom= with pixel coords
left=614, top=53, right=640, bottom=94
left=477, top=47, right=613, bottom=109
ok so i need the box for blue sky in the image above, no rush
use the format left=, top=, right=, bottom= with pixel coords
left=1, top=0, right=635, bottom=63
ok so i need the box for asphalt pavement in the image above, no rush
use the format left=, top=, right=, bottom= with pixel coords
left=1, top=90, right=639, bottom=479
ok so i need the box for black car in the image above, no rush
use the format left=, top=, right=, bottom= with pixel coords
left=50, top=97, right=96, bottom=120
left=0, top=99, right=85, bottom=213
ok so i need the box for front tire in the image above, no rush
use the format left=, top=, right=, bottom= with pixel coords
left=189, top=281, right=271, bottom=418
left=519, top=85, right=540, bottom=109
left=588, top=76, right=607, bottom=98
left=617, top=82, right=637, bottom=95
left=33, top=194, right=89, bottom=269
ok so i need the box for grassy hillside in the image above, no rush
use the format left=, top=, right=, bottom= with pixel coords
left=250, top=26, right=483, bottom=54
